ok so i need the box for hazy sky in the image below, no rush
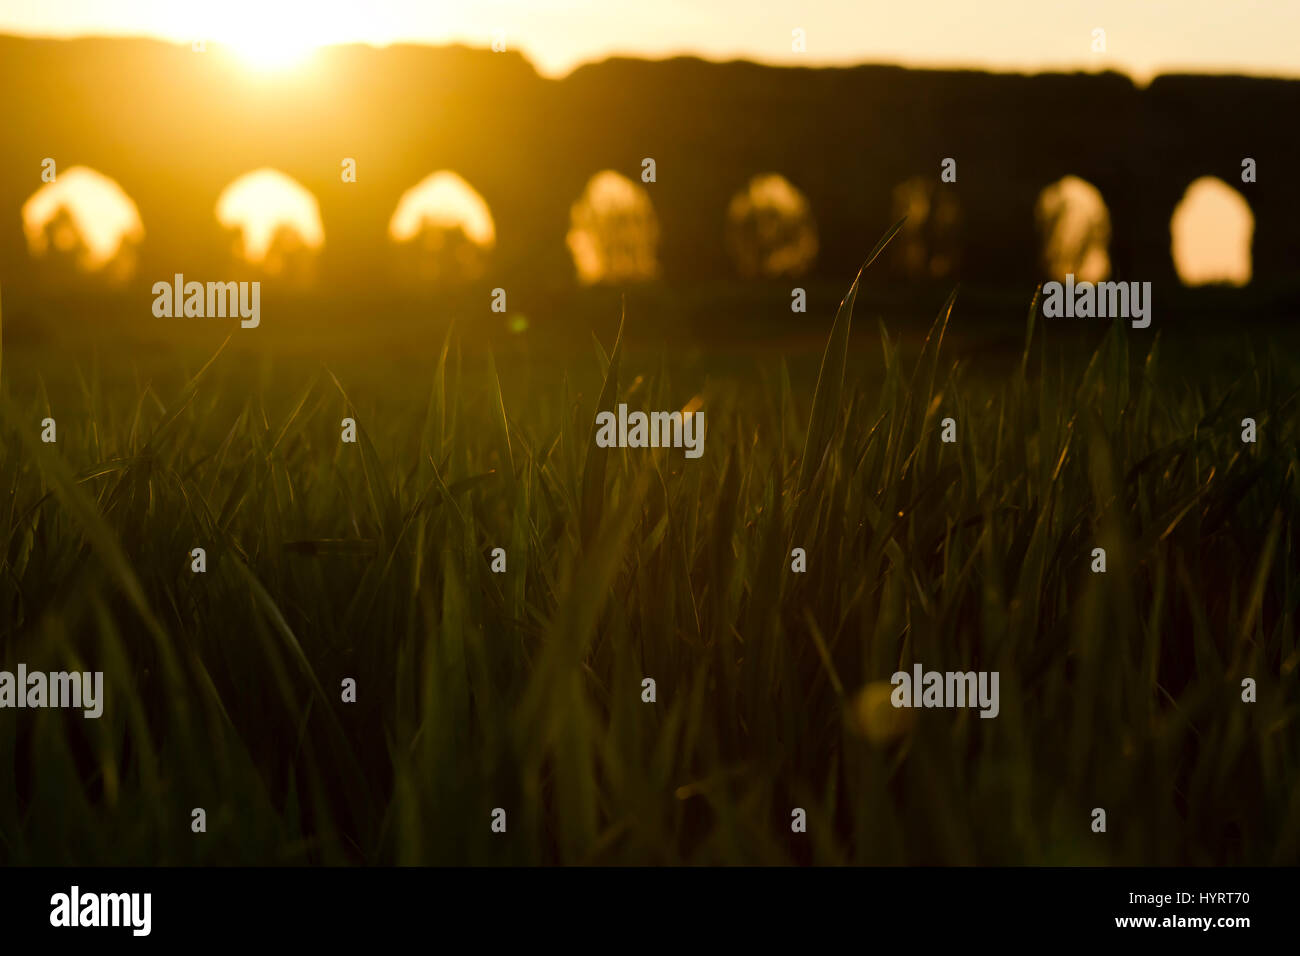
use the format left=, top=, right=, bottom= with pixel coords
left=2, top=0, right=1298, bottom=79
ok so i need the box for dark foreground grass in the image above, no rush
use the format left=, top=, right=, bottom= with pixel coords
left=0, top=248, right=1297, bottom=865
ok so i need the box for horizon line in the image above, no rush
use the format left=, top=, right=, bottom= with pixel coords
left=1, top=29, right=1297, bottom=86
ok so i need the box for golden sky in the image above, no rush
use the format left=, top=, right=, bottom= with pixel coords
left=2, top=0, right=1298, bottom=79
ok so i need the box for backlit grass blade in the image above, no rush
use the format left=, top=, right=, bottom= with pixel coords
left=486, top=351, right=517, bottom=496
left=797, top=217, right=905, bottom=493
left=580, top=299, right=625, bottom=548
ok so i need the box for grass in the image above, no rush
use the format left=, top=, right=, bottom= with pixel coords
left=0, top=229, right=1297, bottom=865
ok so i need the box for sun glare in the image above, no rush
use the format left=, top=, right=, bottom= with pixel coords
left=228, top=33, right=318, bottom=71
left=191, top=1, right=332, bottom=71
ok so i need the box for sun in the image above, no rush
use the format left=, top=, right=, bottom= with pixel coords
left=183, top=0, right=402, bottom=72
left=228, top=32, right=319, bottom=71
left=195, top=1, right=329, bottom=71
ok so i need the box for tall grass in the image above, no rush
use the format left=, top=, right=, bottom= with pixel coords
left=0, top=234, right=1296, bottom=865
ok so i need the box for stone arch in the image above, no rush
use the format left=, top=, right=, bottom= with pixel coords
left=1170, top=176, right=1253, bottom=286
left=387, top=170, right=496, bottom=283
left=724, top=173, right=818, bottom=278
left=21, top=165, right=144, bottom=284
left=215, top=168, right=324, bottom=278
left=1034, top=175, right=1111, bottom=282
left=890, top=175, right=962, bottom=280
left=566, top=171, right=660, bottom=284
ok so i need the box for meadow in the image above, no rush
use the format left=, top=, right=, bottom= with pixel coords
left=0, top=226, right=1297, bottom=865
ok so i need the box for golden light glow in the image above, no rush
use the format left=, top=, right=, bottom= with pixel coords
left=181, top=0, right=403, bottom=73
left=226, top=33, right=317, bottom=71
left=197, top=1, right=328, bottom=71
left=567, top=171, right=660, bottom=284
left=215, top=168, right=324, bottom=271
left=1171, top=177, right=1253, bottom=286
left=21, top=165, right=144, bottom=276
left=389, top=171, right=496, bottom=248
left=387, top=170, right=497, bottom=282
left=725, top=173, right=818, bottom=278
left=1035, top=175, right=1112, bottom=282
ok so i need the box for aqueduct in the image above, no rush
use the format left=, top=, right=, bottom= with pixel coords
left=0, top=37, right=1296, bottom=300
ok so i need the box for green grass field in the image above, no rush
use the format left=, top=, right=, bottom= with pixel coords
left=1, top=231, right=1297, bottom=865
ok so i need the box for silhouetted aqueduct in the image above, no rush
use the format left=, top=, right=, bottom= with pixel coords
left=1, top=36, right=1297, bottom=297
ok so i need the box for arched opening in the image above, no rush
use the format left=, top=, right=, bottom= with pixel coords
left=214, top=168, right=324, bottom=276
left=387, top=171, right=496, bottom=282
left=890, top=176, right=961, bottom=280
left=1035, top=175, right=1111, bottom=282
left=1170, top=177, right=1253, bottom=286
left=566, top=171, right=659, bottom=284
left=21, top=166, right=144, bottom=282
left=725, top=173, right=818, bottom=278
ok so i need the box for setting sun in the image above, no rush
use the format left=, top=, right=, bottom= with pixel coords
left=187, top=1, right=334, bottom=71
left=226, top=32, right=318, bottom=71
